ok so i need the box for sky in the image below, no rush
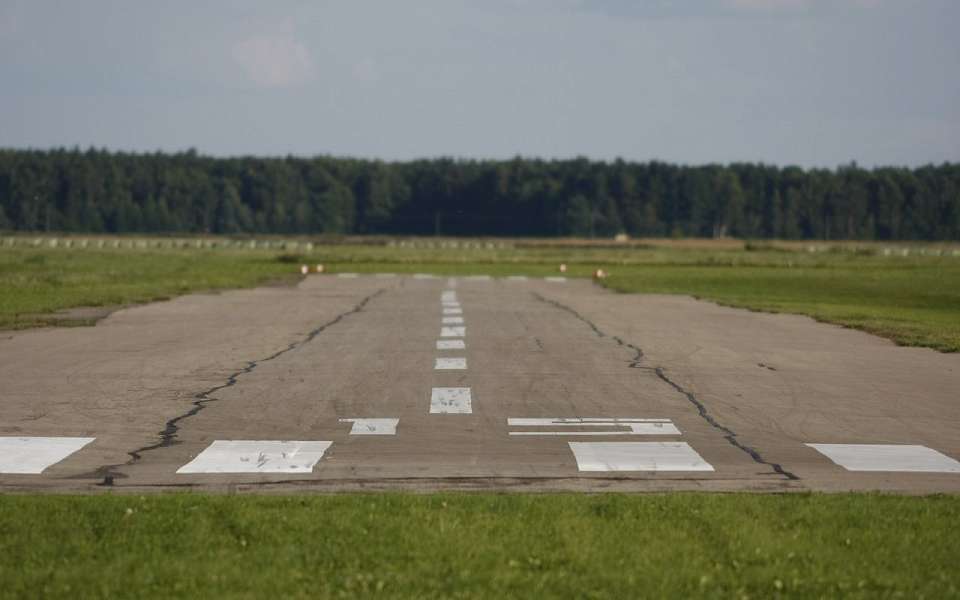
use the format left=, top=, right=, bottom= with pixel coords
left=1, top=0, right=958, bottom=167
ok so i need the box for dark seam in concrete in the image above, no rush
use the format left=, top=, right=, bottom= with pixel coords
left=91, top=288, right=386, bottom=485
left=531, top=291, right=799, bottom=481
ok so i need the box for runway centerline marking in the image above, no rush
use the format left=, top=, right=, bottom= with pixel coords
left=435, top=357, right=467, bottom=370
left=441, top=326, right=466, bottom=338
left=807, top=444, right=960, bottom=473
left=339, top=418, right=399, bottom=435
left=0, top=437, right=96, bottom=474
left=442, top=316, right=464, bottom=325
left=176, top=440, right=333, bottom=474
left=508, top=418, right=681, bottom=436
left=430, top=387, right=473, bottom=414
left=569, top=442, right=715, bottom=472
left=437, top=339, right=466, bottom=350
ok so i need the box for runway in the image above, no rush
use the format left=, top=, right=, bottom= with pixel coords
left=1, top=275, right=958, bottom=493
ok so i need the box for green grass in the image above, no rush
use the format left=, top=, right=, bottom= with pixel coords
left=2, top=237, right=959, bottom=351
left=0, top=248, right=298, bottom=329
left=0, top=493, right=957, bottom=598
left=602, top=263, right=960, bottom=352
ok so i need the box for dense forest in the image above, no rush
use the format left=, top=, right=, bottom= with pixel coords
left=0, top=148, right=958, bottom=240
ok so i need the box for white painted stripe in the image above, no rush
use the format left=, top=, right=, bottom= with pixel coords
left=441, top=291, right=457, bottom=301
left=443, top=307, right=463, bottom=315
left=509, top=418, right=672, bottom=425
left=0, top=437, right=96, bottom=474
left=545, top=276, right=567, bottom=282
left=430, top=387, right=472, bottom=414
left=340, top=418, right=399, bottom=435
left=441, top=326, right=466, bottom=337
left=435, top=357, right=467, bottom=370
left=413, top=273, right=436, bottom=279
left=442, top=316, right=464, bottom=325
left=806, top=444, right=960, bottom=473
left=176, top=440, right=333, bottom=473
left=569, top=442, right=714, bottom=472
left=442, top=302, right=461, bottom=308
left=506, top=275, right=528, bottom=281
left=508, top=418, right=680, bottom=436
left=437, top=339, right=466, bottom=350
left=337, top=273, right=359, bottom=278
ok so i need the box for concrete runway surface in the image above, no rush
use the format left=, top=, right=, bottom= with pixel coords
left=1, top=275, right=958, bottom=493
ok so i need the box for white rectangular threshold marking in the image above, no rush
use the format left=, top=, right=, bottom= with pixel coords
left=569, top=442, right=714, bottom=472
left=0, top=436, right=96, bottom=474
left=441, top=326, right=466, bottom=338
left=506, top=276, right=528, bottom=281
left=441, top=291, right=457, bottom=301
left=442, top=316, right=464, bottom=325
left=443, top=307, right=463, bottom=315
left=176, top=440, right=333, bottom=474
left=442, top=301, right=460, bottom=308
left=435, top=357, right=467, bottom=370
left=545, top=276, right=566, bottom=282
left=508, top=418, right=680, bottom=436
left=437, top=339, right=466, bottom=350
left=340, top=418, right=399, bottom=435
left=413, top=273, right=436, bottom=279
left=806, top=444, right=960, bottom=473
left=430, top=387, right=473, bottom=414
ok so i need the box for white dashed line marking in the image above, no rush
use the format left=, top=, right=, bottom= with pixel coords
left=0, top=437, right=96, bottom=474
left=568, top=442, right=714, bottom=472
left=441, top=291, right=457, bottom=301
left=506, top=276, right=528, bottom=281
left=545, top=276, right=567, bottom=282
left=339, top=418, right=399, bottom=435
left=806, top=444, right=960, bottom=473
left=441, top=326, right=466, bottom=337
left=443, top=307, right=463, bottom=315
left=508, top=418, right=681, bottom=436
left=176, top=440, right=333, bottom=474
left=442, top=316, right=464, bottom=325
left=413, top=273, right=437, bottom=279
left=437, top=339, right=466, bottom=350
left=435, top=357, right=467, bottom=370
left=430, top=387, right=473, bottom=414
left=337, top=273, right=359, bottom=278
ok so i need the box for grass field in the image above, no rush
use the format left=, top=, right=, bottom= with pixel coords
left=2, top=235, right=959, bottom=351
left=1, top=493, right=957, bottom=598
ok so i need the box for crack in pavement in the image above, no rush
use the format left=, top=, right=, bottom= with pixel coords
left=532, top=291, right=799, bottom=481
left=90, top=288, right=386, bottom=485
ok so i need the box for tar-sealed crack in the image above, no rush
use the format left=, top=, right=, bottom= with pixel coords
left=532, top=291, right=798, bottom=481
left=90, top=288, right=386, bottom=485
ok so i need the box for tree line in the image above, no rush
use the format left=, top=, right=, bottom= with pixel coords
left=0, top=148, right=958, bottom=240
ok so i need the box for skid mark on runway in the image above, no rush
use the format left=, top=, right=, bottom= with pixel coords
left=532, top=291, right=799, bottom=481
left=90, top=288, right=387, bottom=485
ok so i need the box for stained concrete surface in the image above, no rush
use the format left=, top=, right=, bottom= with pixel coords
left=0, top=276, right=957, bottom=493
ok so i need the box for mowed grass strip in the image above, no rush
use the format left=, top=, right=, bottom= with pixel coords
left=0, top=248, right=298, bottom=329
left=0, top=493, right=957, bottom=599
left=3, top=242, right=960, bottom=351
left=602, top=262, right=960, bottom=352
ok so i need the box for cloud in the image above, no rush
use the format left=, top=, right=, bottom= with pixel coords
left=232, top=29, right=314, bottom=88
